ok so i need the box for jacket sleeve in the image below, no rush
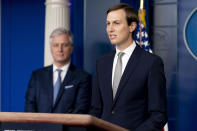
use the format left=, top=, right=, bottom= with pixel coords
left=89, top=60, right=103, bottom=118
left=135, top=57, right=168, bottom=131
left=25, top=72, right=38, bottom=112
left=72, top=73, right=92, bottom=114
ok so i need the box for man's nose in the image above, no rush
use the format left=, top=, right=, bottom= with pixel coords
left=57, top=45, right=63, bottom=51
left=108, top=24, right=114, bottom=32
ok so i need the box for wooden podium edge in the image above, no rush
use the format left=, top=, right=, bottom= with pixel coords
left=0, top=112, right=128, bottom=131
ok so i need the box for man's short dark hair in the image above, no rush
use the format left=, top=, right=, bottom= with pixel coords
left=107, top=3, right=138, bottom=25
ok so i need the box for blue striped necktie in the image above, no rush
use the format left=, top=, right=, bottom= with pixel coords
left=53, top=69, right=62, bottom=105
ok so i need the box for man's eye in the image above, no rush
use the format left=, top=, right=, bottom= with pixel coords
left=53, top=44, right=59, bottom=47
left=63, top=44, right=69, bottom=47
left=114, top=22, right=120, bottom=25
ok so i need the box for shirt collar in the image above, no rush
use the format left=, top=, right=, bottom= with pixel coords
left=53, top=62, right=70, bottom=72
left=115, top=41, right=136, bottom=56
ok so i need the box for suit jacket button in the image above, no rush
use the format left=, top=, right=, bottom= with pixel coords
left=68, top=108, right=73, bottom=113
left=111, top=111, right=115, bottom=114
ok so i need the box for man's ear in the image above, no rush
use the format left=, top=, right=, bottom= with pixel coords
left=70, top=44, right=74, bottom=53
left=129, top=22, right=137, bottom=33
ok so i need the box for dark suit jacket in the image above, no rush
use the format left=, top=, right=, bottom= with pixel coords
left=90, top=45, right=167, bottom=131
left=25, top=64, right=91, bottom=114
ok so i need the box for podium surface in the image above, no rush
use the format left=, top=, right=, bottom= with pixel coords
left=0, top=112, right=128, bottom=131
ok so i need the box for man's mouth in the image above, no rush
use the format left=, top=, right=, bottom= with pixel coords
left=109, top=34, right=117, bottom=40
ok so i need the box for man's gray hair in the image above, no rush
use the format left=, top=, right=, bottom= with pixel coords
left=49, top=27, right=73, bottom=45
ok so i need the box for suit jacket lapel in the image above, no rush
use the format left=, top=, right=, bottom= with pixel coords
left=45, top=65, right=54, bottom=111
left=105, top=51, right=116, bottom=106
left=53, top=64, right=74, bottom=108
left=113, top=46, right=142, bottom=106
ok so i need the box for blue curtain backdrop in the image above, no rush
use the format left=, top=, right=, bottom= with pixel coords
left=1, top=0, right=45, bottom=112
left=70, top=0, right=84, bottom=69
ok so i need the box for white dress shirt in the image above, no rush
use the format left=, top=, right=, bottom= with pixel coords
left=53, top=62, right=70, bottom=87
left=112, top=41, right=136, bottom=86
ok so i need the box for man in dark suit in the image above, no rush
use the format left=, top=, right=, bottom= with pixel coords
left=25, top=28, right=91, bottom=114
left=89, top=3, right=167, bottom=131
